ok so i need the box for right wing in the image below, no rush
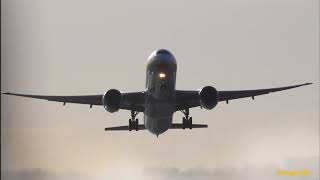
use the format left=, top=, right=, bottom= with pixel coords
left=2, top=91, right=145, bottom=112
left=2, top=92, right=103, bottom=105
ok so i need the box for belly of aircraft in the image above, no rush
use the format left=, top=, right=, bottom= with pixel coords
left=144, top=102, right=174, bottom=135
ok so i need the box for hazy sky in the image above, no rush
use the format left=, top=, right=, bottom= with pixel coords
left=1, top=0, right=319, bottom=179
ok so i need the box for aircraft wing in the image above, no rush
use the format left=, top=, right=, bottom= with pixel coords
left=2, top=91, right=145, bottom=112
left=175, top=83, right=312, bottom=110
left=175, top=90, right=201, bottom=110
left=218, top=83, right=312, bottom=102
left=2, top=92, right=103, bottom=105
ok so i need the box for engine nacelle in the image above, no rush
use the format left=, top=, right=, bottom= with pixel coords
left=199, top=86, right=219, bottom=110
left=102, top=89, right=122, bottom=113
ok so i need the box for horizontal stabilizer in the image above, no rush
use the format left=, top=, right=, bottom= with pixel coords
left=170, top=123, right=208, bottom=129
left=105, top=125, right=146, bottom=131
left=104, top=123, right=207, bottom=131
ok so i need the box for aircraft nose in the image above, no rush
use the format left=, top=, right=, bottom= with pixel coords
left=154, top=49, right=173, bottom=61
left=148, top=49, right=175, bottom=60
left=155, top=49, right=173, bottom=56
left=147, top=49, right=177, bottom=70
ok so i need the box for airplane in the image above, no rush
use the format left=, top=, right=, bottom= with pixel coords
left=2, top=49, right=312, bottom=137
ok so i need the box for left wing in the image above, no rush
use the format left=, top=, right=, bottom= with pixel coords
left=2, top=91, right=145, bottom=111
left=175, top=83, right=312, bottom=110
left=218, top=83, right=312, bottom=102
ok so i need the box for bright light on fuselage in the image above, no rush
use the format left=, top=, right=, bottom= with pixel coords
left=159, top=73, right=166, bottom=79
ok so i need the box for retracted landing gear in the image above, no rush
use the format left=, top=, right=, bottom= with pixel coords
left=180, top=108, right=192, bottom=129
left=129, top=110, right=139, bottom=131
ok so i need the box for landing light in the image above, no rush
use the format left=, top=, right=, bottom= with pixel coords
left=159, top=73, right=166, bottom=79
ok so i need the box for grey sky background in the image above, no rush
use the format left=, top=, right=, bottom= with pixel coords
left=1, top=0, right=319, bottom=179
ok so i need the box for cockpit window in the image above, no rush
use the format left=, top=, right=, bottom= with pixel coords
left=156, top=49, right=172, bottom=55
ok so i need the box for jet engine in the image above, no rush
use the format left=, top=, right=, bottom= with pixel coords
left=103, top=89, right=122, bottom=113
left=199, top=86, right=219, bottom=110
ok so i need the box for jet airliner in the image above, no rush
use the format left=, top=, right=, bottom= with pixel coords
left=3, top=49, right=312, bottom=136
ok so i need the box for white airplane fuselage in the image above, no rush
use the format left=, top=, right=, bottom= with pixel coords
left=144, top=50, right=177, bottom=135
